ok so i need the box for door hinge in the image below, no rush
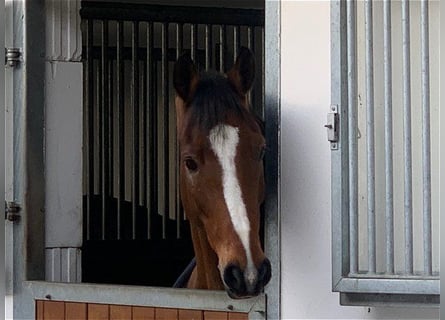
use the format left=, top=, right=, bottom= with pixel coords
left=5, top=47, right=22, bottom=67
left=325, top=105, right=339, bottom=150
left=5, top=201, right=21, bottom=222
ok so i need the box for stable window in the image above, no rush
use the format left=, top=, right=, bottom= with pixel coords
left=7, top=0, right=280, bottom=319
left=80, top=1, right=265, bottom=287
left=330, top=0, right=439, bottom=306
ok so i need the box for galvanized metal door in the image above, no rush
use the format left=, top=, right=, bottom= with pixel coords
left=330, top=0, right=439, bottom=306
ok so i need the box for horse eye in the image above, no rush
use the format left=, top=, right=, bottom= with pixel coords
left=185, top=158, right=198, bottom=172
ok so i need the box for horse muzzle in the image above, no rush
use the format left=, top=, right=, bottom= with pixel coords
left=222, top=258, right=271, bottom=299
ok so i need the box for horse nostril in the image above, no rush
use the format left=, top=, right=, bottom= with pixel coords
left=223, top=264, right=246, bottom=295
left=258, top=258, right=272, bottom=287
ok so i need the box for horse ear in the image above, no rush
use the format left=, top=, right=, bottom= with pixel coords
left=227, top=47, right=255, bottom=96
left=173, top=53, right=199, bottom=101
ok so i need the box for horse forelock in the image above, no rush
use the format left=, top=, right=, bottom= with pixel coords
left=183, top=71, right=258, bottom=135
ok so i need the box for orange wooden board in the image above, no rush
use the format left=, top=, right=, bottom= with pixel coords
left=110, top=304, right=132, bottom=320
left=43, top=301, right=65, bottom=320
left=178, top=309, right=203, bottom=320
left=88, top=303, right=110, bottom=320
left=35, top=300, right=44, bottom=320
left=228, top=312, right=248, bottom=320
left=132, top=307, right=155, bottom=320
left=203, top=311, right=228, bottom=320
left=66, top=302, right=87, bottom=320
left=155, top=308, right=178, bottom=320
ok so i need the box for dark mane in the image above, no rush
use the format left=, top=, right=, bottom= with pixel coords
left=186, top=71, right=256, bottom=133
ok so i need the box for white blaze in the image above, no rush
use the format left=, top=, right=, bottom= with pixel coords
left=209, top=124, right=257, bottom=285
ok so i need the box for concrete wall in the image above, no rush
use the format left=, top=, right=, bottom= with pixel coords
left=280, top=1, right=439, bottom=319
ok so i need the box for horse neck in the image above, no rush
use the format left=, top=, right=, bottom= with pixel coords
left=188, top=220, right=224, bottom=290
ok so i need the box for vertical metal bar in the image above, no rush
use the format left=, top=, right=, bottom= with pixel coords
left=383, top=0, right=394, bottom=274
left=86, top=19, right=94, bottom=241
left=247, top=26, right=255, bottom=109
left=347, top=0, right=358, bottom=275
left=101, top=20, right=109, bottom=241
left=205, top=24, right=212, bottom=70
left=141, top=60, right=147, bottom=209
left=108, top=56, right=114, bottom=210
left=132, top=21, right=140, bottom=240
left=176, top=23, right=183, bottom=239
left=162, top=22, right=169, bottom=239
left=116, top=20, right=124, bottom=240
left=402, top=0, right=413, bottom=275
left=421, top=0, right=432, bottom=276
left=146, top=22, right=154, bottom=239
left=247, top=26, right=254, bottom=50
left=261, top=27, right=265, bottom=117
left=233, top=25, right=240, bottom=62
left=364, top=0, right=376, bottom=274
left=219, top=25, right=225, bottom=72
left=191, top=23, right=198, bottom=62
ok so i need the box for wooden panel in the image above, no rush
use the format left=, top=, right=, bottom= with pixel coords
left=228, top=313, right=248, bottom=320
left=110, top=305, right=132, bottom=320
left=43, top=301, right=65, bottom=320
left=36, top=300, right=44, bottom=320
left=203, top=311, right=228, bottom=320
left=132, top=307, right=155, bottom=320
left=178, top=309, right=203, bottom=320
left=66, top=302, right=87, bottom=320
left=155, top=308, right=178, bottom=320
left=88, top=304, right=110, bottom=320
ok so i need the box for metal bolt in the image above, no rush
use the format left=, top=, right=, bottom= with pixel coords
left=227, top=305, right=234, bottom=311
left=45, top=294, right=51, bottom=300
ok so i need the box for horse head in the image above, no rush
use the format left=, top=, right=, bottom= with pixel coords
left=173, top=48, right=271, bottom=298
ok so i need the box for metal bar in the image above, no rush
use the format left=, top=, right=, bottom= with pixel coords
left=334, top=277, right=440, bottom=295
left=219, top=25, right=225, bottom=72
left=96, top=55, right=103, bottom=240
left=402, top=0, right=413, bottom=275
left=176, top=23, right=183, bottom=239
left=261, top=26, right=265, bottom=117
left=263, top=1, right=281, bottom=318
left=116, top=20, right=124, bottom=240
left=383, top=0, right=394, bottom=275
left=205, top=24, right=212, bottom=70
left=108, top=55, right=114, bottom=210
left=141, top=60, right=147, bottom=210
left=80, top=2, right=265, bottom=27
left=86, top=19, right=94, bottom=241
left=132, top=21, right=140, bottom=240
left=162, top=22, right=169, bottom=239
left=247, top=26, right=255, bottom=108
left=101, top=20, right=110, bottom=240
left=146, top=22, right=154, bottom=239
left=347, top=0, right=358, bottom=275
left=421, top=0, right=432, bottom=276
left=233, top=25, right=240, bottom=62
left=247, top=26, right=254, bottom=50
left=364, top=0, right=375, bottom=274
left=191, top=23, right=198, bottom=62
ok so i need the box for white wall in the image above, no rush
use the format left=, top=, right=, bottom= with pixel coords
left=280, top=1, right=439, bottom=319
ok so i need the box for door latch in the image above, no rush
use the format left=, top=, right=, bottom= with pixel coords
left=5, top=201, right=21, bottom=222
left=325, top=105, right=339, bottom=150
left=5, top=47, right=22, bottom=67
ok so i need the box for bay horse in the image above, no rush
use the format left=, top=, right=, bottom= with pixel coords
left=173, top=47, right=271, bottom=299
